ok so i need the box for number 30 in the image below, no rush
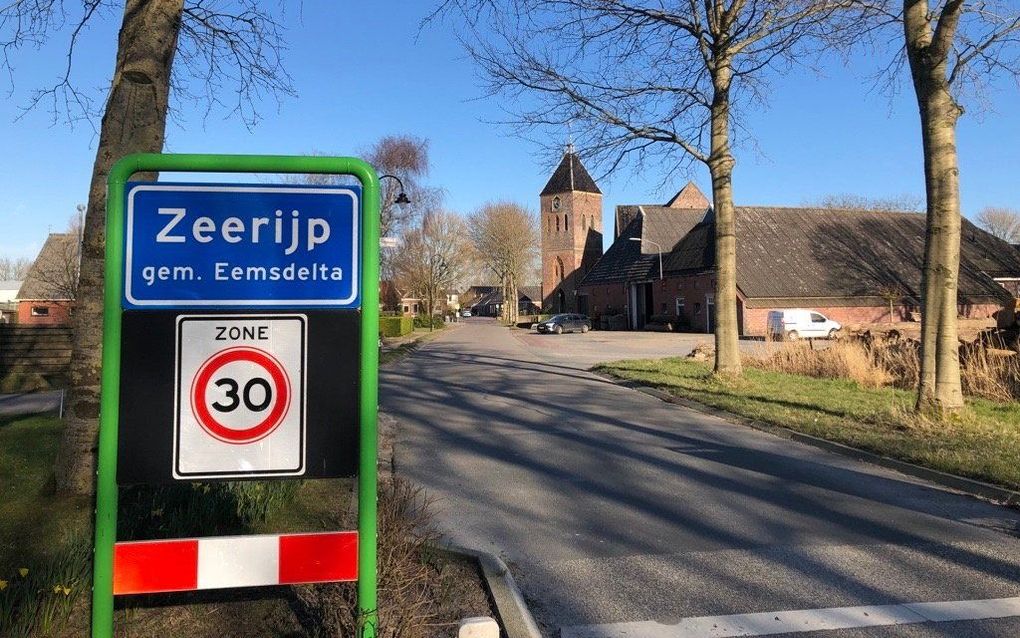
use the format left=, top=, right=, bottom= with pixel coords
left=211, top=377, right=272, bottom=412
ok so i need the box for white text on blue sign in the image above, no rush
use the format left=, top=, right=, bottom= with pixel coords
left=124, top=183, right=361, bottom=308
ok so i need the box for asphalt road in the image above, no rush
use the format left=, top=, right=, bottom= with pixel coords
left=382, top=320, right=1020, bottom=637
left=0, top=389, right=63, bottom=419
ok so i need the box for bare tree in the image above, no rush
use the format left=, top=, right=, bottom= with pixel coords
left=975, top=206, right=1020, bottom=243
left=1, top=1, right=294, bottom=495
left=891, top=0, right=1020, bottom=413
left=815, top=193, right=923, bottom=212
left=878, top=284, right=905, bottom=323
left=295, top=136, right=441, bottom=240
left=468, top=202, right=539, bottom=325
left=0, top=257, right=33, bottom=280
left=392, top=211, right=473, bottom=329
left=438, top=0, right=869, bottom=375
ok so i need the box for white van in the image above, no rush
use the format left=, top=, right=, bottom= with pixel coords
left=767, top=309, right=841, bottom=341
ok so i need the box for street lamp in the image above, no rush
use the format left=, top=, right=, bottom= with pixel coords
left=379, top=174, right=411, bottom=205
left=629, top=237, right=663, bottom=280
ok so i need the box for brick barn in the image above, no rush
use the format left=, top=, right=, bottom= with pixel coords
left=16, top=233, right=79, bottom=326
left=576, top=184, right=1020, bottom=335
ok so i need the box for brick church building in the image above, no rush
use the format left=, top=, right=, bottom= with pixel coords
left=540, top=147, right=604, bottom=314
left=539, top=150, right=1020, bottom=333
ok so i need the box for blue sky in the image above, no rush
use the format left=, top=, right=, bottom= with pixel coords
left=2, top=1, right=1018, bottom=261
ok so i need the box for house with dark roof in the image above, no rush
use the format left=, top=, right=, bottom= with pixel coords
left=579, top=184, right=1020, bottom=334
left=16, top=233, right=79, bottom=326
left=469, top=286, right=542, bottom=317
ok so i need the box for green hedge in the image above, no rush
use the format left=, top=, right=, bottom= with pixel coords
left=413, top=314, right=445, bottom=329
left=380, top=315, right=414, bottom=338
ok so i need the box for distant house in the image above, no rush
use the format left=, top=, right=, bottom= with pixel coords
left=579, top=184, right=1020, bottom=334
left=470, top=286, right=542, bottom=317
left=16, top=233, right=79, bottom=326
left=0, top=280, right=22, bottom=324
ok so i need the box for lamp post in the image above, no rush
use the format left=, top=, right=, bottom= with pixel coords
left=379, top=174, right=411, bottom=205
left=629, top=236, right=663, bottom=280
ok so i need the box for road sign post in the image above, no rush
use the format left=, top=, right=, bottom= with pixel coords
left=92, top=154, right=380, bottom=637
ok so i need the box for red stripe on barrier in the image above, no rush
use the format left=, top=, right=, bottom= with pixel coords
left=114, top=539, right=199, bottom=595
left=278, top=531, right=358, bottom=584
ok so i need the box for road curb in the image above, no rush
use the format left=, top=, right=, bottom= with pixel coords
left=596, top=373, right=1020, bottom=509
left=436, top=543, right=543, bottom=638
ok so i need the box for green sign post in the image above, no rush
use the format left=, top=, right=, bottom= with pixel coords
left=91, top=153, right=380, bottom=637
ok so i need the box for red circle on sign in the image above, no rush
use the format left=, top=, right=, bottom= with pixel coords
left=190, top=347, right=291, bottom=444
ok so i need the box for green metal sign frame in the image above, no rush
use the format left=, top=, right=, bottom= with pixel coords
left=91, top=153, right=380, bottom=638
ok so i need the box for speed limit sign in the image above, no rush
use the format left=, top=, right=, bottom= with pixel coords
left=173, top=315, right=306, bottom=479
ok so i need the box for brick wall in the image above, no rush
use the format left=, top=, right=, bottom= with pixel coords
left=17, top=300, right=73, bottom=326
left=651, top=273, right=717, bottom=332
left=541, top=190, right=603, bottom=312
left=580, top=282, right=629, bottom=318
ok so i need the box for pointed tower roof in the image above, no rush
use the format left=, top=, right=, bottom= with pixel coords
left=665, top=181, right=710, bottom=209
left=540, top=148, right=601, bottom=196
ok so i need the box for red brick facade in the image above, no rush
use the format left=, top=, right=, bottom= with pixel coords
left=541, top=191, right=603, bottom=314
left=17, top=300, right=73, bottom=326
left=582, top=273, right=1011, bottom=335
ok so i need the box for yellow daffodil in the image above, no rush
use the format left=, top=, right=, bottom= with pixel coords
left=0, top=579, right=8, bottom=590
left=17, top=568, right=28, bottom=577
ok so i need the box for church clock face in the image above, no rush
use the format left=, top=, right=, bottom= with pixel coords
left=552, top=196, right=561, bottom=211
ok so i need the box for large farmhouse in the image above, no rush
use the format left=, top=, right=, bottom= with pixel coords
left=538, top=151, right=1020, bottom=334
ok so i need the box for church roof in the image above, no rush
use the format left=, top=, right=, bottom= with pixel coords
left=665, top=182, right=710, bottom=208
left=540, top=151, right=601, bottom=196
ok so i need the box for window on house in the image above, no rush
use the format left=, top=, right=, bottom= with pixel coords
left=564, top=215, right=569, bottom=231
left=556, top=217, right=560, bottom=232
left=31, top=306, right=49, bottom=317
left=676, top=297, right=685, bottom=317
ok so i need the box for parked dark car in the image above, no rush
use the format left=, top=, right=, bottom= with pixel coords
left=536, top=313, right=592, bottom=334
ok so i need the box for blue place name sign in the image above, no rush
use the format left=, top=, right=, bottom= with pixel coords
left=124, top=182, right=361, bottom=308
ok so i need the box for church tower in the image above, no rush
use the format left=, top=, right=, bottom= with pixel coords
left=540, top=147, right=603, bottom=314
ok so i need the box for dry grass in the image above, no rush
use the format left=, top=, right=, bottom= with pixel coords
left=293, top=478, right=490, bottom=638
left=751, top=340, right=894, bottom=388
left=749, top=338, right=1019, bottom=403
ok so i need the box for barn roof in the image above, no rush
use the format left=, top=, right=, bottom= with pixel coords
left=582, top=206, right=1020, bottom=305
left=17, top=233, right=78, bottom=301
left=582, top=206, right=709, bottom=285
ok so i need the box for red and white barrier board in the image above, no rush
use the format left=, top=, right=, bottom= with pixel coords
left=113, top=531, right=358, bottom=595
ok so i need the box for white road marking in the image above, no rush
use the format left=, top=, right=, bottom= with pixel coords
left=560, top=597, right=1020, bottom=637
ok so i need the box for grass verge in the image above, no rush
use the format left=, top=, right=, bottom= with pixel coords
left=595, top=357, right=1020, bottom=490
left=2, top=410, right=493, bottom=637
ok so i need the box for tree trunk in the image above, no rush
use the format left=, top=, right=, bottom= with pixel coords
left=904, top=0, right=965, bottom=414
left=54, top=0, right=185, bottom=495
left=508, top=276, right=519, bottom=325
left=708, top=67, right=742, bottom=376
